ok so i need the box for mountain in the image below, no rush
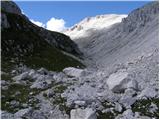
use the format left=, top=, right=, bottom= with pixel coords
left=64, top=14, right=127, bottom=40
left=1, top=1, right=84, bottom=72
left=1, top=1, right=159, bottom=119
left=62, top=1, right=159, bottom=118
left=64, top=2, right=158, bottom=70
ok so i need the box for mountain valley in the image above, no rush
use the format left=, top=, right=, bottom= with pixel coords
left=1, top=1, right=159, bottom=119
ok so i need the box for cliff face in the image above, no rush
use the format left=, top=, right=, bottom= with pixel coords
left=1, top=1, right=84, bottom=71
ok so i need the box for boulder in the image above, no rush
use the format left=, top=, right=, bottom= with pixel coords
left=30, top=75, right=53, bottom=89
left=1, top=111, right=15, bottom=119
left=119, top=95, right=136, bottom=109
left=30, top=81, right=49, bottom=89
left=63, top=67, right=85, bottom=77
left=137, top=86, right=158, bottom=98
left=70, top=108, right=96, bottom=119
left=37, top=68, right=48, bottom=75
left=106, top=71, right=137, bottom=93
left=14, top=107, right=32, bottom=118
left=12, top=72, right=29, bottom=81
left=114, top=102, right=123, bottom=112
left=116, top=109, right=134, bottom=119
left=127, top=80, right=138, bottom=90
left=149, top=103, right=158, bottom=113
left=10, top=100, right=20, bottom=108
left=74, top=100, right=86, bottom=106
left=28, top=69, right=36, bottom=77
left=106, top=71, right=129, bottom=93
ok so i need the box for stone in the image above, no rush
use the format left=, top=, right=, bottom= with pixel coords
left=119, top=95, right=136, bottom=109
left=1, top=111, right=14, bottom=119
left=14, top=107, right=32, bottom=118
left=127, top=80, right=138, bottom=90
left=116, top=109, right=134, bottom=119
left=122, top=109, right=134, bottom=118
left=62, top=84, right=97, bottom=107
left=22, top=103, right=28, bottom=108
left=137, top=86, right=158, bottom=98
left=11, top=70, right=17, bottom=75
left=15, top=91, right=21, bottom=96
left=149, top=103, right=158, bottom=113
left=70, top=108, right=96, bottom=119
left=44, top=89, right=55, bottom=98
left=114, top=102, right=123, bottom=112
left=30, top=81, right=49, bottom=89
left=106, top=71, right=130, bottom=93
left=28, top=69, right=36, bottom=77
left=63, top=67, right=85, bottom=78
left=37, top=68, right=48, bottom=75
left=10, top=100, right=20, bottom=107
left=12, top=72, right=29, bottom=81
left=74, top=100, right=86, bottom=106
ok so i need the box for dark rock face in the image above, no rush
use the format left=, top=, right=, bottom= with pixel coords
left=1, top=1, right=22, bottom=15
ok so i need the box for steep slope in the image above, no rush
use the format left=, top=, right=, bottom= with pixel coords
left=65, top=2, right=158, bottom=70
left=60, top=2, right=159, bottom=119
left=1, top=1, right=84, bottom=72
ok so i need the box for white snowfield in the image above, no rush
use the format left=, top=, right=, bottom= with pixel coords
left=64, top=14, right=127, bottom=39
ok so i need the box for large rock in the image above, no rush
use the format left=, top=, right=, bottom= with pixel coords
left=116, top=109, right=134, bottom=119
left=114, top=102, right=123, bottom=112
left=137, top=86, right=158, bottom=98
left=37, top=68, right=49, bottom=75
left=1, top=111, right=15, bottom=119
left=14, top=107, right=32, bottom=118
left=63, top=67, right=85, bottom=77
left=12, top=72, right=29, bottom=81
left=62, top=83, right=97, bottom=107
left=70, top=108, right=96, bottom=119
left=106, top=71, right=138, bottom=93
left=30, top=75, right=53, bottom=89
left=118, top=88, right=137, bottom=108
left=74, top=100, right=86, bottom=106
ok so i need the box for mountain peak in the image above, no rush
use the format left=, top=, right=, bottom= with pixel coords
left=1, top=1, right=22, bottom=15
left=64, top=14, right=127, bottom=39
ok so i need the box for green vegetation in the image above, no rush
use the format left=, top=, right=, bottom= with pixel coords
left=2, top=11, right=85, bottom=73
left=132, top=98, right=159, bottom=118
left=51, top=83, right=72, bottom=116
left=97, top=101, right=123, bottom=119
left=1, top=83, right=39, bottom=113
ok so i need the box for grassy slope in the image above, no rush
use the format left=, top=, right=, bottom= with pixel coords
left=1, top=11, right=85, bottom=114
left=1, top=12, right=85, bottom=73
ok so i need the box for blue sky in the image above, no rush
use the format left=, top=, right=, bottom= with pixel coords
left=14, top=1, right=151, bottom=31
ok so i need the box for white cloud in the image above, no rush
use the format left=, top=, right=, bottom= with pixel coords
left=46, top=17, right=66, bottom=32
left=30, top=19, right=45, bottom=28
left=30, top=18, right=66, bottom=32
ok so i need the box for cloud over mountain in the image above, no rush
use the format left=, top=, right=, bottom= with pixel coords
left=30, top=17, right=66, bottom=32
